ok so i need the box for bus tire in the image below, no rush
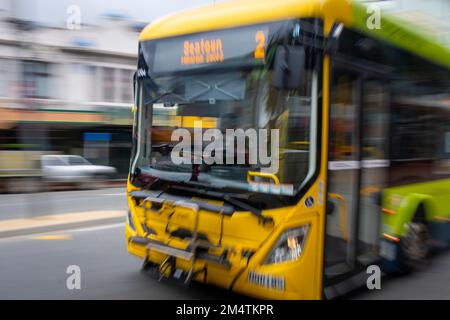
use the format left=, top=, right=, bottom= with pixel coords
left=399, top=204, right=431, bottom=273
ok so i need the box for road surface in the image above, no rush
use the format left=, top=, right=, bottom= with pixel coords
left=0, top=224, right=242, bottom=299
left=0, top=188, right=449, bottom=299
left=0, top=188, right=127, bottom=220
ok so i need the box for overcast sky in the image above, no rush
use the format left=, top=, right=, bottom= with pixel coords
left=10, top=0, right=218, bottom=26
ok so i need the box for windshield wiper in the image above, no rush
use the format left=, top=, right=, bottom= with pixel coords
left=151, top=143, right=174, bottom=156
left=223, top=194, right=273, bottom=225
left=133, top=168, right=273, bottom=224
left=145, top=91, right=189, bottom=105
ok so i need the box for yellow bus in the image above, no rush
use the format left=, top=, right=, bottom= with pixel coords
left=125, top=0, right=450, bottom=299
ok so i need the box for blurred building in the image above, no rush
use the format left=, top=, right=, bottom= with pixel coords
left=0, top=0, right=143, bottom=177
left=0, top=0, right=449, bottom=179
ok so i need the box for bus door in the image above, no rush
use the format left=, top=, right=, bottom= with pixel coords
left=324, top=59, right=390, bottom=298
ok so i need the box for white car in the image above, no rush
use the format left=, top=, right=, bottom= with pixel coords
left=41, top=155, right=116, bottom=189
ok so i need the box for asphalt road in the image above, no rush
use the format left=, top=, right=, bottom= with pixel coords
left=352, top=251, right=450, bottom=300
left=0, top=188, right=127, bottom=220
left=0, top=224, right=239, bottom=300
left=0, top=222, right=449, bottom=300
left=0, top=188, right=449, bottom=300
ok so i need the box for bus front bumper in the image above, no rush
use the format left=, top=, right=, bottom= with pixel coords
left=125, top=222, right=318, bottom=300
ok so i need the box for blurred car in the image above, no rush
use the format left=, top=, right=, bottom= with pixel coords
left=41, top=155, right=116, bottom=189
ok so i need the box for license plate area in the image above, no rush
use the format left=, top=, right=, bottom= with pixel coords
left=147, top=242, right=193, bottom=261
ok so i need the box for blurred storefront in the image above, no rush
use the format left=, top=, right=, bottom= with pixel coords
left=0, top=0, right=449, bottom=180
left=0, top=0, right=141, bottom=178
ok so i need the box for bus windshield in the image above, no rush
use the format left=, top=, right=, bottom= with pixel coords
left=131, top=20, right=321, bottom=196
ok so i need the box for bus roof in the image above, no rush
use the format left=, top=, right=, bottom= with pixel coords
left=139, top=0, right=450, bottom=68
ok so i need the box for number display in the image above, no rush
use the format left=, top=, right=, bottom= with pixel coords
left=145, top=23, right=272, bottom=74
left=254, top=30, right=265, bottom=60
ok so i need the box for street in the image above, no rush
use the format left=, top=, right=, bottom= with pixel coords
left=0, top=188, right=127, bottom=220
left=0, top=188, right=449, bottom=300
left=0, top=224, right=239, bottom=300
left=0, top=187, right=238, bottom=299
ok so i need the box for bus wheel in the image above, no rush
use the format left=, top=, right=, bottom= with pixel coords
left=400, top=215, right=431, bottom=272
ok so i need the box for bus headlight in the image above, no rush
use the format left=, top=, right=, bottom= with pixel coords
left=263, top=225, right=309, bottom=265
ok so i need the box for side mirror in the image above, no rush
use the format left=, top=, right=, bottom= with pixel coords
left=272, top=45, right=305, bottom=90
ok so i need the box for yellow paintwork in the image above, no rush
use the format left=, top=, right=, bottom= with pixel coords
left=139, top=0, right=353, bottom=41
left=126, top=178, right=328, bottom=299
left=247, top=171, right=280, bottom=185
left=126, top=65, right=331, bottom=299
left=126, top=0, right=450, bottom=299
left=126, top=0, right=341, bottom=300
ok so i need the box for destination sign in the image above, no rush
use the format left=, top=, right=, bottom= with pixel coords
left=142, top=24, right=270, bottom=74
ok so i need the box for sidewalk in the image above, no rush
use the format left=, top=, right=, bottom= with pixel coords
left=0, top=210, right=126, bottom=239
